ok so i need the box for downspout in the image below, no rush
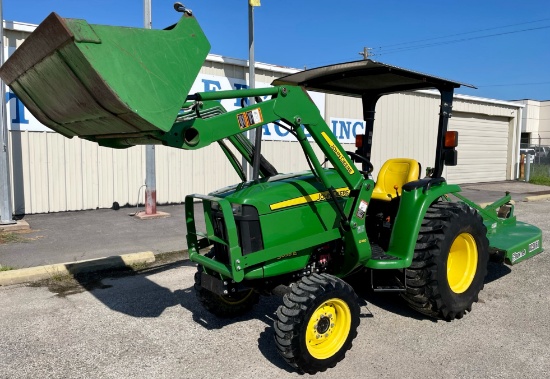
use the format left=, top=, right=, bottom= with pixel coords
left=515, top=106, right=523, bottom=179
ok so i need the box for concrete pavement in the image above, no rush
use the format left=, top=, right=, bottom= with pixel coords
left=459, top=180, right=550, bottom=204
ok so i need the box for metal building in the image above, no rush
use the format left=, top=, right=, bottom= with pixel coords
left=515, top=99, right=550, bottom=147
left=2, top=21, right=529, bottom=215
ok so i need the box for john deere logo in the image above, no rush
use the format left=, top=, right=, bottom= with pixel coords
left=270, top=187, right=350, bottom=210
left=321, top=132, right=354, bottom=175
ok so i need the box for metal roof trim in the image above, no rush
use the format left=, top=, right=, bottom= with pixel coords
left=205, top=53, right=300, bottom=75
left=415, top=89, right=525, bottom=108
left=4, top=20, right=37, bottom=33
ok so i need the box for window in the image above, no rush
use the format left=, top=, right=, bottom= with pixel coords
left=521, top=133, right=531, bottom=148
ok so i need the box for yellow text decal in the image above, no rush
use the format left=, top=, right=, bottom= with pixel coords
left=270, top=187, right=350, bottom=210
left=321, top=132, right=355, bottom=174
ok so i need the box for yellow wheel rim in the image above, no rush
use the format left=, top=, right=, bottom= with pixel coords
left=447, top=233, right=478, bottom=294
left=305, top=298, right=351, bottom=360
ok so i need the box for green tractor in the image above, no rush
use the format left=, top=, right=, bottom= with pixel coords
left=1, top=5, right=543, bottom=374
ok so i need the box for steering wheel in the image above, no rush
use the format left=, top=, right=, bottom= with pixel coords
left=345, top=151, right=374, bottom=174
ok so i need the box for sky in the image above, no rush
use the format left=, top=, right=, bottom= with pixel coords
left=3, top=0, right=550, bottom=101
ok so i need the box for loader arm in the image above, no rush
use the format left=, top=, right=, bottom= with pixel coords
left=93, top=84, right=367, bottom=201
left=171, top=86, right=364, bottom=190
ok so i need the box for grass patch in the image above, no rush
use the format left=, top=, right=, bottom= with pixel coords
left=154, top=250, right=187, bottom=264
left=0, top=265, right=15, bottom=272
left=50, top=273, right=74, bottom=282
left=528, top=164, right=550, bottom=186
left=0, top=232, right=28, bottom=244
left=529, top=176, right=550, bottom=186
left=529, top=175, right=550, bottom=186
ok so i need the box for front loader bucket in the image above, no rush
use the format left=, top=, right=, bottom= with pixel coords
left=0, top=12, right=210, bottom=141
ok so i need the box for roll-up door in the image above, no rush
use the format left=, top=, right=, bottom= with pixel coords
left=445, top=112, right=510, bottom=184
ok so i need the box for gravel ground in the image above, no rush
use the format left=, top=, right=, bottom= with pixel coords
left=0, top=201, right=549, bottom=379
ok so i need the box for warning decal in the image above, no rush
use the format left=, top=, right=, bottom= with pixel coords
left=356, top=200, right=368, bottom=219
left=237, top=108, right=264, bottom=129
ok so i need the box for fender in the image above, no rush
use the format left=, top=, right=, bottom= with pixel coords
left=365, top=180, right=461, bottom=269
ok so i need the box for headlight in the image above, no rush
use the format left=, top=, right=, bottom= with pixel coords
left=231, top=203, right=243, bottom=216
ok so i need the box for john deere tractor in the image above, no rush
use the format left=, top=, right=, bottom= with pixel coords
left=1, top=5, right=543, bottom=374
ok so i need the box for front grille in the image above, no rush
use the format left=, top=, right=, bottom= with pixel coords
left=211, top=205, right=264, bottom=261
left=212, top=214, right=230, bottom=264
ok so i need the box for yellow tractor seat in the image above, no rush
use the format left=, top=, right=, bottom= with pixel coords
left=371, top=158, right=421, bottom=201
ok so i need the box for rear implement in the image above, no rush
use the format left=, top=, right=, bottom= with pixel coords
left=454, top=192, right=543, bottom=264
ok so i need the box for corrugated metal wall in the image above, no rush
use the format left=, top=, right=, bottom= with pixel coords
left=8, top=131, right=144, bottom=214
left=8, top=131, right=328, bottom=214
left=519, top=100, right=541, bottom=134
left=541, top=102, right=550, bottom=142
left=519, top=99, right=550, bottom=146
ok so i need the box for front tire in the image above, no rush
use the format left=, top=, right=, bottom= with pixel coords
left=194, top=251, right=259, bottom=318
left=402, top=202, right=489, bottom=320
left=274, top=273, right=360, bottom=374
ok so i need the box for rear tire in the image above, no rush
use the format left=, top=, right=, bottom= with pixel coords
left=401, top=202, right=489, bottom=320
left=194, top=250, right=259, bottom=318
left=274, top=273, right=360, bottom=374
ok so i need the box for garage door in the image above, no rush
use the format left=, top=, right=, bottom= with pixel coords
left=444, top=112, right=511, bottom=184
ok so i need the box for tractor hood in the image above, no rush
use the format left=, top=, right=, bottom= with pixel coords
left=210, top=170, right=349, bottom=216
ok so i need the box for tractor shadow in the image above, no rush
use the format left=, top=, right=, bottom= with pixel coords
left=64, top=257, right=510, bottom=370
left=65, top=257, right=298, bottom=371
left=485, top=261, right=512, bottom=284
left=344, top=270, right=436, bottom=322
left=174, top=287, right=280, bottom=331
left=257, top=327, right=293, bottom=373
left=66, top=258, right=195, bottom=318
left=175, top=287, right=295, bottom=372
left=67, top=257, right=508, bottom=324
left=344, top=261, right=512, bottom=322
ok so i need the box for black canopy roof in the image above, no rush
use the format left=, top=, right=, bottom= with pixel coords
left=272, top=59, right=475, bottom=97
